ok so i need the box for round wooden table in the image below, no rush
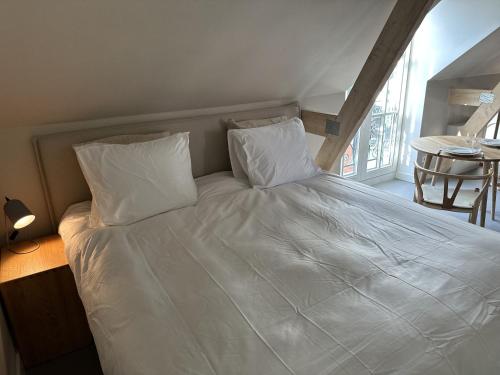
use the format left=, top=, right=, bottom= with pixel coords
left=411, top=135, right=500, bottom=226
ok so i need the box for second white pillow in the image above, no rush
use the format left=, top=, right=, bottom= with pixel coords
left=228, top=118, right=321, bottom=188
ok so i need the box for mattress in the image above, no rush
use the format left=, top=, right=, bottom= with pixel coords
left=59, top=172, right=500, bottom=375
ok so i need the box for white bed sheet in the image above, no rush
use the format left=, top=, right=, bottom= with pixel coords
left=60, top=172, right=500, bottom=375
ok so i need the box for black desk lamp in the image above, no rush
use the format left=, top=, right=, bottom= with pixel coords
left=3, top=197, right=39, bottom=253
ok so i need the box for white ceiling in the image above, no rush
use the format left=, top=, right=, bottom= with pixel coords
left=0, top=0, right=395, bottom=128
left=433, top=27, right=500, bottom=80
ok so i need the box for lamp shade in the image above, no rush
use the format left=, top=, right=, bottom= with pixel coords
left=4, top=198, right=35, bottom=229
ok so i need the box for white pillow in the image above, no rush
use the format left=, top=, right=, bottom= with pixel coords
left=226, top=116, right=289, bottom=179
left=227, top=118, right=321, bottom=188
left=77, top=131, right=171, bottom=226
left=74, top=132, right=198, bottom=226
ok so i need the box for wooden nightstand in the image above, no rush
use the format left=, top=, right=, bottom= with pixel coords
left=0, top=235, right=93, bottom=368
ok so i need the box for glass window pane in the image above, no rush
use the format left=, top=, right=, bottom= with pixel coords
left=367, top=115, right=382, bottom=170
left=382, top=114, right=397, bottom=167
left=343, top=46, right=409, bottom=179
left=372, top=85, right=387, bottom=116
left=385, top=58, right=404, bottom=113
left=342, top=129, right=359, bottom=176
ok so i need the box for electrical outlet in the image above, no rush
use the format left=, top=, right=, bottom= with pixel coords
left=325, top=118, right=340, bottom=136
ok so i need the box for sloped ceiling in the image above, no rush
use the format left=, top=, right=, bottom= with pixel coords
left=0, top=0, right=395, bottom=128
left=433, top=27, right=500, bottom=80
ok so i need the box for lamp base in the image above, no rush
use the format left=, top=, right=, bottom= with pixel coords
left=7, top=239, right=40, bottom=254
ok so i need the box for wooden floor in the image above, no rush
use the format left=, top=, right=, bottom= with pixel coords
left=26, top=345, right=102, bottom=375
left=373, top=178, right=500, bottom=232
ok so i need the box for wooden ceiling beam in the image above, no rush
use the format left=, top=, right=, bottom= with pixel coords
left=315, top=0, right=436, bottom=171
left=448, top=88, right=494, bottom=106
left=461, top=81, right=500, bottom=136
left=301, top=110, right=338, bottom=137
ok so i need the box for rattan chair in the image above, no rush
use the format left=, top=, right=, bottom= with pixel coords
left=413, top=161, right=492, bottom=225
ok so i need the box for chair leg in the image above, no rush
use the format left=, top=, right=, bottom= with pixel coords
left=470, top=207, right=479, bottom=225
left=492, top=161, right=498, bottom=220
left=480, top=161, right=491, bottom=227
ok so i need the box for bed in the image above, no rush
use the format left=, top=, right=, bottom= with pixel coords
left=34, top=103, right=500, bottom=374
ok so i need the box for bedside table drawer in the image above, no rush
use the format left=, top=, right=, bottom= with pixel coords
left=1, top=265, right=93, bottom=368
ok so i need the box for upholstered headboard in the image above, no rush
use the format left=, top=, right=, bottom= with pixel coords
left=33, top=102, right=300, bottom=230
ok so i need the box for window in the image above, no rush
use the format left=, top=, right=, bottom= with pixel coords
left=341, top=132, right=359, bottom=177
left=341, top=47, right=410, bottom=181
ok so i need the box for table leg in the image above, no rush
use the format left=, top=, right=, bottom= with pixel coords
left=492, top=161, right=498, bottom=221
left=419, top=154, right=432, bottom=185
left=481, top=161, right=491, bottom=227
left=494, top=111, right=500, bottom=139
left=431, top=157, right=442, bottom=186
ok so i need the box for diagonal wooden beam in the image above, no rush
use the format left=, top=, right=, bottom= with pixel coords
left=315, top=0, right=436, bottom=171
left=461, top=81, right=500, bottom=136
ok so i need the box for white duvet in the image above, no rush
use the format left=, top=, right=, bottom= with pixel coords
left=60, top=172, right=500, bottom=375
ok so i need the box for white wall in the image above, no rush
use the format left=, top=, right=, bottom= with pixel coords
left=434, top=29, right=500, bottom=80
left=419, top=80, right=451, bottom=138
left=396, top=0, right=500, bottom=182
left=300, top=92, right=345, bottom=114
left=0, top=0, right=394, bottom=130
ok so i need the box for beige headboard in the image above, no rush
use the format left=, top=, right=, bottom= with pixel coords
left=33, top=102, right=300, bottom=230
